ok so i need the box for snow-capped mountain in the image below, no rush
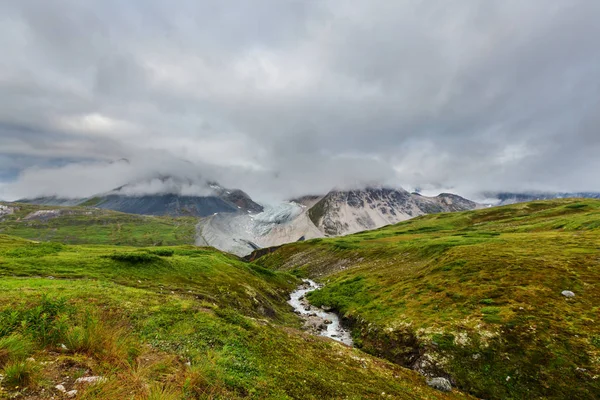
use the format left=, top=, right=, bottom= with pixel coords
left=308, top=187, right=478, bottom=236
left=18, top=177, right=262, bottom=217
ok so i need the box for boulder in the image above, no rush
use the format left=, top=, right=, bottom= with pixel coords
left=426, top=377, right=452, bottom=392
left=561, top=290, right=575, bottom=298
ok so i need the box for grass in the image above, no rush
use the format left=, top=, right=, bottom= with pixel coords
left=2, top=360, right=39, bottom=389
left=0, top=202, right=197, bottom=246
left=255, top=199, right=600, bottom=400
left=0, top=234, right=468, bottom=399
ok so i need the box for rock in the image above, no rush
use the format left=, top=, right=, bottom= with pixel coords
left=324, top=319, right=332, bottom=324
left=322, top=305, right=332, bottom=311
left=55, top=384, right=67, bottom=393
left=26, top=357, right=35, bottom=362
left=426, top=377, right=452, bottom=392
left=561, top=290, right=575, bottom=298
left=304, top=306, right=311, bottom=311
left=66, top=389, right=78, bottom=398
left=75, top=376, right=103, bottom=384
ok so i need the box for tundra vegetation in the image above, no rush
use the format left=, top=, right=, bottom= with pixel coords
left=2, top=199, right=599, bottom=399
left=256, top=199, right=600, bottom=399
left=0, top=203, right=469, bottom=399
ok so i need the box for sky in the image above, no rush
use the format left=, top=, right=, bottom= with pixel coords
left=1, top=0, right=600, bottom=202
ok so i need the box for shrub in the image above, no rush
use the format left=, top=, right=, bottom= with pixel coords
left=23, top=297, right=70, bottom=346
left=106, top=252, right=160, bottom=264
left=148, top=249, right=175, bottom=257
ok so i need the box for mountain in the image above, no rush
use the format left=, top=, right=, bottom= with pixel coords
left=197, top=186, right=479, bottom=256
left=18, top=178, right=263, bottom=217
left=484, top=191, right=600, bottom=205
left=307, top=186, right=479, bottom=236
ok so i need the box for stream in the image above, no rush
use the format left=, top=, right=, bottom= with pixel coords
left=288, top=279, right=353, bottom=346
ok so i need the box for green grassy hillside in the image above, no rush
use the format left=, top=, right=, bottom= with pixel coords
left=255, top=199, right=600, bottom=399
left=0, top=203, right=196, bottom=246
left=0, top=234, right=469, bottom=399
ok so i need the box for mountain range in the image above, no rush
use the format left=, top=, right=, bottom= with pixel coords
left=18, top=177, right=600, bottom=256
left=484, top=191, right=600, bottom=205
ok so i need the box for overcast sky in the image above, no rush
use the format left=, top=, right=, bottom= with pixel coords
left=1, top=0, right=599, bottom=201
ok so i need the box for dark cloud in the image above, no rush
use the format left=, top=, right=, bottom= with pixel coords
left=1, top=0, right=599, bottom=201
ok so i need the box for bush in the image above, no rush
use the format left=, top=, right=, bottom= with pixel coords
left=23, top=297, right=70, bottom=346
left=106, top=252, right=160, bottom=264
left=148, top=249, right=175, bottom=257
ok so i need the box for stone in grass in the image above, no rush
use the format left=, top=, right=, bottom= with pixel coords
left=75, top=376, right=104, bottom=384
left=561, top=290, right=575, bottom=298
left=426, top=377, right=452, bottom=392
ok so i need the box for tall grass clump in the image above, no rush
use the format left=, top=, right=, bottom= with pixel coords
left=64, top=313, right=140, bottom=366
left=0, top=335, right=33, bottom=367
left=2, top=360, right=39, bottom=389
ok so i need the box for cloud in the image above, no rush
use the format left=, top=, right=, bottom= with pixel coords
left=1, top=0, right=600, bottom=201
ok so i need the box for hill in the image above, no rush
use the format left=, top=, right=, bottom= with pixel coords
left=0, top=234, right=471, bottom=399
left=255, top=199, right=600, bottom=399
left=0, top=202, right=197, bottom=246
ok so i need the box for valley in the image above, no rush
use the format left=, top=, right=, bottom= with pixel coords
left=0, top=197, right=598, bottom=399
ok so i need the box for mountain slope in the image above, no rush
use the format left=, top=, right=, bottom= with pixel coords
left=255, top=199, right=600, bottom=399
left=308, top=187, right=478, bottom=236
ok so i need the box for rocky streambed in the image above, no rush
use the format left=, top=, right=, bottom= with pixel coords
left=288, top=279, right=353, bottom=346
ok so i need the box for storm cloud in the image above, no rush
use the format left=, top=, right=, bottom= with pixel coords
left=1, top=0, right=599, bottom=201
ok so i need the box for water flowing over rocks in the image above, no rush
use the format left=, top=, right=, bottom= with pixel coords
left=288, top=279, right=353, bottom=346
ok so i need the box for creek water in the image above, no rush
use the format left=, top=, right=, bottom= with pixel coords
left=288, top=279, right=353, bottom=346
